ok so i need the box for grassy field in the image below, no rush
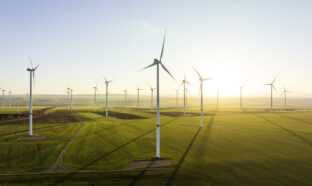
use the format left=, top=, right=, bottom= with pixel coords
left=0, top=106, right=312, bottom=185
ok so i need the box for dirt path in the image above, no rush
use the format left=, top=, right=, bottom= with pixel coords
left=0, top=118, right=174, bottom=176
left=40, top=122, right=85, bottom=174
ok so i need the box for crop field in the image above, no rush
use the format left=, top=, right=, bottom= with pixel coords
left=0, top=106, right=311, bottom=185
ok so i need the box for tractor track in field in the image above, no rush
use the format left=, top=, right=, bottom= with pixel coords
left=0, top=117, right=176, bottom=176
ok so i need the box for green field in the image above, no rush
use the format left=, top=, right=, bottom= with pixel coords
left=0, top=106, right=312, bottom=185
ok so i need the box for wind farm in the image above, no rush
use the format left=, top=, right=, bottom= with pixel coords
left=1, top=1, right=312, bottom=185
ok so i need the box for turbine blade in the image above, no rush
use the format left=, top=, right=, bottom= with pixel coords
left=103, top=75, right=108, bottom=82
left=160, top=63, right=177, bottom=83
left=139, top=63, right=156, bottom=71
left=34, top=64, right=39, bottom=71
left=272, top=85, right=278, bottom=93
left=203, top=77, right=213, bottom=81
left=192, top=66, right=202, bottom=79
left=28, top=56, right=34, bottom=69
left=159, top=30, right=166, bottom=62
left=272, top=76, right=277, bottom=84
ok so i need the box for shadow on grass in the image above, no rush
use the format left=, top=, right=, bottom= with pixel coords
left=166, top=127, right=202, bottom=186
left=128, top=160, right=156, bottom=186
left=255, top=114, right=312, bottom=148
left=166, top=111, right=217, bottom=186
left=96, top=111, right=148, bottom=120
left=52, top=118, right=178, bottom=185
left=277, top=114, right=312, bottom=126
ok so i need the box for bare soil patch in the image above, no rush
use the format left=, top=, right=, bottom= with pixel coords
left=17, top=135, right=47, bottom=141
left=97, top=111, right=148, bottom=119
left=123, top=159, right=173, bottom=171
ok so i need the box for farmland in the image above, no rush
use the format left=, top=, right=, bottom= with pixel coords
left=0, top=104, right=311, bottom=185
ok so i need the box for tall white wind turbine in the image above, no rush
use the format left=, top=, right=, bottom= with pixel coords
left=181, top=73, right=191, bottom=116
left=282, top=86, right=291, bottom=111
left=2, top=89, right=5, bottom=111
left=265, top=76, right=277, bottom=113
left=27, top=56, right=39, bottom=136
left=124, top=89, right=127, bottom=108
left=137, top=87, right=142, bottom=108
left=150, top=86, right=156, bottom=111
left=93, top=82, right=98, bottom=112
left=8, top=91, right=12, bottom=108
left=104, top=76, right=113, bottom=117
left=140, top=30, right=177, bottom=158
left=173, top=87, right=180, bottom=107
left=66, top=87, right=70, bottom=110
left=193, top=67, right=212, bottom=127
left=70, top=88, right=73, bottom=109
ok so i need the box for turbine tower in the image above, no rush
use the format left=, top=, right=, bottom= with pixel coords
left=193, top=67, right=212, bottom=127
left=173, top=87, right=180, bottom=107
left=282, top=86, right=291, bottom=111
left=66, top=87, right=70, bottom=110
left=124, top=89, right=127, bottom=107
left=27, top=56, right=39, bottom=136
left=70, top=88, right=73, bottom=109
left=137, top=87, right=142, bottom=108
left=181, top=73, right=190, bottom=116
left=104, top=76, right=113, bottom=117
left=265, top=76, right=277, bottom=113
left=2, top=89, right=5, bottom=111
left=93, top=82, right=98, bottom=112
left=140, top=30, right=177, bottom=158
left=150, top=86, right=156, bottom=111
left=8, top=91, right=12, bottom=108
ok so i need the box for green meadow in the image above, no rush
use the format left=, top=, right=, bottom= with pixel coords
left=0, top=103, right=311, bottom=185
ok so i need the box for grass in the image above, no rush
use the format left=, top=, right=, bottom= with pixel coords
left=0, top=107, right=81, bottom=173
left=0, top=106, right=312, bottom=185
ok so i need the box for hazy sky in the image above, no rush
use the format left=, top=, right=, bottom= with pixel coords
left=1, top=0, right=312, bottom=97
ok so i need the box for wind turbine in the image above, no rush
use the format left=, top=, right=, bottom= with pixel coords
left=93, top=82, right=98, bottom=112
left=70, top=88, right=73, bottom=109
left=240, top=86, right=243, bottom=110
left=282, top=86, right=291, bottom=111
left=27, top=56, right=39, bottom=136
left=265, top=76, right=277, bottom=113
left=2, top=89, right=5, bottom=111
left=104, top=76, right=113, bottom=117
left=173, top=87, right=180, bottom=107
left=181, top=73, right=191, bottom=116
left=140, top=30, right=177, bottom=158
left=66, top=87, right=70, bottom=110
left=150, top=86, right=156, bottom=111
left=124, top=89, right=127, bottom=108
left=193, top=67, right=212, bottom=127
left=8, top=91, right=12, bottom=108
left=137, top=86, right=142, bottom=108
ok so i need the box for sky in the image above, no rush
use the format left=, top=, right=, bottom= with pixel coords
left=1, top=0, right=312, bottom=98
